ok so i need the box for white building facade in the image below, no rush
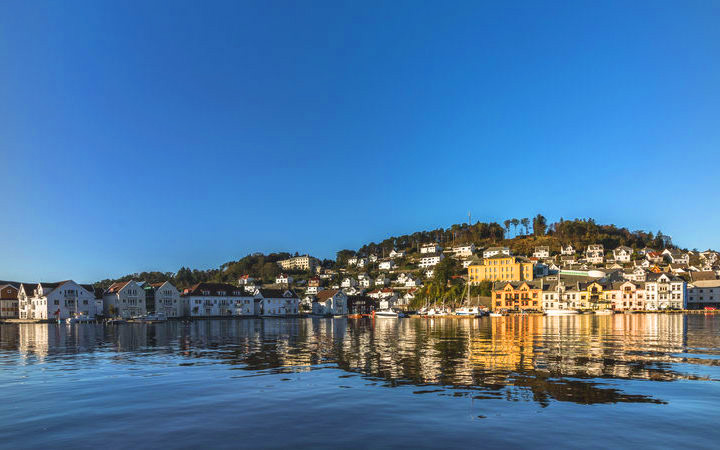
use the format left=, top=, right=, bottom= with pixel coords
left=182, top=282, right=258, bottom=317
left=645, top=273, right=686, bottom=310
left=104, top=280, right=147, bottom=318
left=257, top=288, right=299, bottom=316
left=311, top=289, right=347, bottom=315
left=20, top=281, right=100, bottom=320
left=149, top=281, right=182, bottom=318
left=419, top=253, right=444, bottom=268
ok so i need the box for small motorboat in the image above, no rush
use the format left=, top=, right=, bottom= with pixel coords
left=489, top=311, right=505, bottom=317
left=65, top=315, right=94, bottom=324
left=594, top=310, right=613, bottom=315
left=545, top=309, right=579, bottom=316
left=374, top=309, right=399, bottom=318
left=141, top=313, right=168, bottom=322
left=455, top=307, right=480, bottom=316
left=106, top=318, right=127, bottom=324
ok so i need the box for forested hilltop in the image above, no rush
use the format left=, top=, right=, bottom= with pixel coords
left=340, top=215, right=675, bottom=261
left=94, top=252, right=333, bottom=290
left=95, top=216, right=679, bottom=289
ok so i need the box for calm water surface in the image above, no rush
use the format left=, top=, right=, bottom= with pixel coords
left=1, top=314, right=719, bottom=449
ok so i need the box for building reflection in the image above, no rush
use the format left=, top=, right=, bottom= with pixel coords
left=3, top=314, right=719, bottom=406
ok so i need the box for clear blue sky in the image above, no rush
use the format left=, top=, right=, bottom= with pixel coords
left=2, top=1, right=719, bottom=283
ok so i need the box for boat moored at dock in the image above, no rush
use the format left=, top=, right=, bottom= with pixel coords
left=545, top=309, right=580, bottom=316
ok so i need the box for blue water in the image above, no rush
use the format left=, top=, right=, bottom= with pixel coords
left=1, top=314, right=719, bottom=448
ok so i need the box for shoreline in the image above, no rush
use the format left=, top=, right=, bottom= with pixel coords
left=2, top=309, right=719, bottom=324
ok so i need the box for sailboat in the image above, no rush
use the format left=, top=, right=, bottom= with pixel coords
left=455, top=282, right=480, bottom=316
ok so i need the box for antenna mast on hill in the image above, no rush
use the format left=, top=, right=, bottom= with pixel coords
left=468, top=211, right=471, bottom=225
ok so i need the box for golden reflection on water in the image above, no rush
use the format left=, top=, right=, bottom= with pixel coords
left=3, top=314, right=720, bottom=405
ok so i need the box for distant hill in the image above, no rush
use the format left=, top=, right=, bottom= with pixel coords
left=340, top=215, right=675, bottom=260
left=94, top=252, right=325, bottom=290
left=96, top=216, right=680, bottom=289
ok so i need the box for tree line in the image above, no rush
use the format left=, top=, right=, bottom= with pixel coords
left=96, top=215, right=678, bottom=290
left=339, top=215, right=674, bottom=261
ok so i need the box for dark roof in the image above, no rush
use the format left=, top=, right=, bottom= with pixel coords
left=646, top=272, right=682, bottom=282
left=184, top=282, right=246, bottom=297
left=0, top=280, right=23, bottom=289
left=257, top=288, right=298, bottom=299
left=20, top=283, right=38, bottom=294
left=13, top=281, right=94, bottom=296
left=485, top=254, right=516, bottom=260
left=40, top=281, right=95, bottom=293
left=691, top=271, right=718, bottom=282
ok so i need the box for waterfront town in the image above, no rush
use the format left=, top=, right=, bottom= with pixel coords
left=2, top=236, right=720, bottom=322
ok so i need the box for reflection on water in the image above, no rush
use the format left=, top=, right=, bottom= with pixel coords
left=3, top=314, right=720, bottom=407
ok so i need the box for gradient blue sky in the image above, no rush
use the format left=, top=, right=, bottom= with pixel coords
left=2, top=1, right=719, bottom=283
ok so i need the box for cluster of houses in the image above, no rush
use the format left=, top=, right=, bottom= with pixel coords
left=334, top=242, right=720, bottom=312
left=2, top=243, right=718, bottom=321
left=0, top=279, right=301, bottom=321
left=487, top=245, right=720, bottom=312
left=493, top=272, right=687, bottom=312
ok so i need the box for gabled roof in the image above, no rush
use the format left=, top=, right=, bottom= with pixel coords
left=19, top=281, right=95, bottom=297
left=184, top=282, right=246, bottom=296
left=492, top=280, right=546, bottom=290
left=0, top=280, right=23, bottom=289
left=0, top=284, right=19, bottom=295
left=690, top=271, right=718, bottom=282
left=19, top=283, right=38, bottom=294
left=257, top=288, right=298, bottom=299
left=106, top=280, right=132, bottom=294
left=315, top=289, right=341, bottom=301
left=646, top=272, right=682, bottom=282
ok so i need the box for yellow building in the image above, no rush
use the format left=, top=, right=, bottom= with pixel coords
left=468, top=255, right=534, bottom=283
